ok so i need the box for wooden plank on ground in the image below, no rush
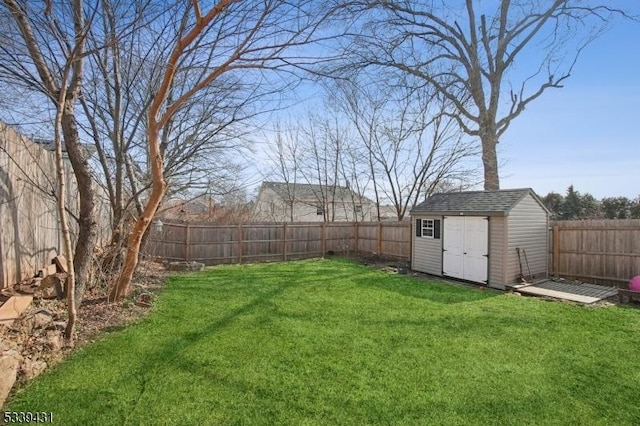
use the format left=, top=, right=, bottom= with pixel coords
left=0, top=295, right=34, bottom=326
left=41, top=263, right=57, bottom=276
left=516, top=286, right=600, bottom=304
left=53, top=255, right=68, bottom=273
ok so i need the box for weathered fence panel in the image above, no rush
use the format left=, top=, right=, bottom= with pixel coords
left=146, top=221, right=411, bottom=266
left=325, top=223, right=355, bottom=254
left=148, top=219, right=638, bottom=287
left=286, top=224, right=322, bottom=259
left=356, top=222, right=378, bottom=255
left=0, top=124, right=80, bottom=288
left=549, top=219, right=640, bottom=287
left=0, top=123, right=111, bottom=288
left=380, top=222, right=411, bottom=259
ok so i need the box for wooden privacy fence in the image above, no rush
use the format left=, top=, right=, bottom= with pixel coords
left=145, top=221, right=411, bottom=265
left=549, top=219, right=640, bottom=287
left=148, top=218, right=640, bottom=287
left=0, top=123, right=111, bottom=288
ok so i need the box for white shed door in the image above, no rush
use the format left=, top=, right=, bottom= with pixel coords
left=443, top=216, right=488, bottom=284
left=442, top=217, right=465, bottom=280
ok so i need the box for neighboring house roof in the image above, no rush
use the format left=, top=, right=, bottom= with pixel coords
left=32, top=137, right=97, bottom=157
left=411, top=188, right=549, bottom=216
left=259, top=181, right=371, bottom=203
left=159, top=198, right=209, bottom=217
left=377, top=205, right=399, bottom=220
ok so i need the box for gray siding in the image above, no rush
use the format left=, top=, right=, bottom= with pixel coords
left=506, top=194, right=548, bottom=283
left=412, top=215, right=442, bottom=275
left=253, top=188, right=374, bottom=222
left=488, top=216, right=507, bottom=289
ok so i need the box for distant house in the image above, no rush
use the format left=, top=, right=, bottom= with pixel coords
left=253, top=181, right=373, bottom=222
left=160, top=197, right=211, bottom=218
left=159, top=196, right=254, bottom=223
left=377, top=205, right=401, bottom=221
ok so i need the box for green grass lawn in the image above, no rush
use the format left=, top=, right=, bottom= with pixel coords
left=6, top=258, right=640, bottom=425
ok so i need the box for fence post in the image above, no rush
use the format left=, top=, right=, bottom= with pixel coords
left=283, top=223, right=288, bottom=261
left=553, top=224, right=559, bottom=277
left=237, top=224, right=243, bottom=264
left=185, top=223, right=191, bottom=261
left=377, top=221, right=382, bottom=256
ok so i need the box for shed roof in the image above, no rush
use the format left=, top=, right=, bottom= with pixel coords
left=411, top=188, right=548, bottom=217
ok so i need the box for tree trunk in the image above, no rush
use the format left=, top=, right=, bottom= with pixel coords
left=109, top=124, right=166, bottom=302
left=61, top=100, right=98, bottom=308
left=53, top=83, right=77, bottom=344
left=481, top=131, right=500, bottom=190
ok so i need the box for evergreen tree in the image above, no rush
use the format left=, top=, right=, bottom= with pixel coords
left=602, top=197, right=631, bottom=219
left=542, top=192, right=564, bottom=218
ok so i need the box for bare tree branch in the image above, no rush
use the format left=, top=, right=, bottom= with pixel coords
left=340, top=0, right=630, bottom=189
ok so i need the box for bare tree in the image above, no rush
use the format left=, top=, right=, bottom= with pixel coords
left=80, top=1, right=252, bottom=246
left=0, top=0, right=97, bottom=322
left=260, top=122, right=304, bottom=222
left=79, top=1, right=156, bottom=239
left=330, top=75, right=477, bottom=220
left=295, top=111, right=370, bottom=222
left=109, top=0, right=345, bottom=300
left=347, top=0, right=629, bottom=190
left=334, top=137, right=373, bottom=222
left=299, top=113, right=341, bottom=222
left=261, top=111, right=374, bottom=223
left=52, top=66, right=78, bottom=344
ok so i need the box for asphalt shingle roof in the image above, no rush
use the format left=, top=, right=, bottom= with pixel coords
left=411, top=188, right=544, bottom=216
left=261, top=181, right=370, bottom=202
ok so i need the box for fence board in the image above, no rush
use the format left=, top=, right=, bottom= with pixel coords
left=0, top=123, right=111, bottom=288
left=149, top=219, right=638, bottom=287
left=549, top=219, right=640, bottom=287
left=146, top=221, right=411, bottom=266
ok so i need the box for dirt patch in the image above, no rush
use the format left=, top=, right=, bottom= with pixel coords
left=0, top=261, right=168, bottom=403
left=345, top=253, right=410, bottom=272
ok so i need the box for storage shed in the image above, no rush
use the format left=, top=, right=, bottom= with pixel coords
left=410, top=188, right=549, bottom=289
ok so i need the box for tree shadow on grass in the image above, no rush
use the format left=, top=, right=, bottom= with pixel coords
left=118, top=279, right=297, bottom=421
left=10, top=261, right=501, bottom=423
left=5, top=277, right=299, bottom=424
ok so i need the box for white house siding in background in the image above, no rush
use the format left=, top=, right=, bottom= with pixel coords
left=253, top=182, right=373, bottom=222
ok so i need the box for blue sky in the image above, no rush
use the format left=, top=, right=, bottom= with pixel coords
left=254, top=2, right=640, bottom=201
left=499, top=4, right=640, bottom=199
